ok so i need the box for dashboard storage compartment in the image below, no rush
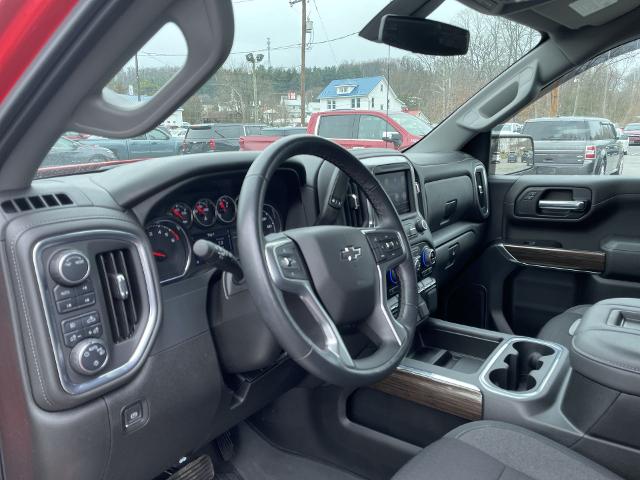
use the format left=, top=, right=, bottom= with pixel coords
left=482, top=338, right=561, bottom=395
left=410, top=324, right=501, bottom=374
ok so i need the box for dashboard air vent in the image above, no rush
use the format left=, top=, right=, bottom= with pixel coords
left=96, top=249, right=140, bottom=343
left=344, top=181, right=367, bottom=227
left=1, top=193, right=73, bottom=214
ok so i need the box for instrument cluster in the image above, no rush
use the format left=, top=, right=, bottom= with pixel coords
left=145, top=194, right=284, bottom=283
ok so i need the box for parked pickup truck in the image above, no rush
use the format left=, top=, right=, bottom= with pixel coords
left=78, top=127, right=181, bottom=159
left=239, top=110, right=431, bottom=151
left=238, top=126, right=307, bottom=151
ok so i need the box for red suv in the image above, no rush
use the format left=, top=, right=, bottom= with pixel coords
left=307, top=110, right=431, bottom=150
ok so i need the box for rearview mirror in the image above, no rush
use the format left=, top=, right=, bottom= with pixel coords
left=489, top=134, right=535, bottom=175
left=378, top=15, right=469, bottom=56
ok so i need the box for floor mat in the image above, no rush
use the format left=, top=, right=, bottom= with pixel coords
left=228, top=423, right=365, bottom=480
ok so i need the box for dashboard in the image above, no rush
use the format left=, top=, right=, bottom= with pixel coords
left=0, top=148, right=488, bottom=480
left=143, top=170, right=295, bottom=283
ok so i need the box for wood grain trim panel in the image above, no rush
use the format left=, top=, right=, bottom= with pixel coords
left=372, top=368, right=483, bottom=420
left=502, top=243, right=605, bottom=273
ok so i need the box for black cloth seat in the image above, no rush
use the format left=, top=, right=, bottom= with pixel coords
left=392, top=421, right=621, bottom=480
left=537, top=304, right=590, bottom=348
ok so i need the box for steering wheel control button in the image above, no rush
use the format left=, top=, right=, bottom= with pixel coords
left=367, top=232, right=403, bottom=263
left=49, top=250, right=91, bottom=286
left=70, top=339, right=108, bottom=375
left=275, top=244, right=307, bottom=280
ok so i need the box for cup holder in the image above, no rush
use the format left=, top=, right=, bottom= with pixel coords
left=488, top=341, right=555, bottom=392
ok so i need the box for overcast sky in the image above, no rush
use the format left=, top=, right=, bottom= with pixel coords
left=132, top=0, right=467, bottom=69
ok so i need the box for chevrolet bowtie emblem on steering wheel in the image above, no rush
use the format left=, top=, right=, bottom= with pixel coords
left=340, top=246, right=362, bottom=262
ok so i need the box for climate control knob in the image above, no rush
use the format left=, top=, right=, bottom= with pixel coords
left=70, top=338, right=109, bottom=376
left=420, top=246, right=436, bottom=268
left=49, top=250, right=90, bottom=286
left=415, top=218, right=429, bottom=233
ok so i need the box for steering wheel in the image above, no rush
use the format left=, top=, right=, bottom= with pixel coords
left=237, top=135, right=418, bottom=387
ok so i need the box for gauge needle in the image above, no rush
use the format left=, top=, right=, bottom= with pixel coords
left=171, top=208, right=184, bottom=220
left=195, top=204, right=206, bottom=214
left=153, top=251, right=167, bottom=259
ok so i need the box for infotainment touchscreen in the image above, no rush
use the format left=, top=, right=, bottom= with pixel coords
left=376, top=170, right=412, bottom=215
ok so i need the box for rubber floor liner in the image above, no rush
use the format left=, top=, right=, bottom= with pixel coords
left=170, top=455, right=215, bottom=480
left=231, top=423, right=364, bottom=480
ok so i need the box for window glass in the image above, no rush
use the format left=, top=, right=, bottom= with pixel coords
left=244, top=125, right=263, bottom=135
left=214, top=125, right=244, bottom=138
left=357, top=115, right=395, bottom=140
left=147, top=129, right=169, bottom=140
left=318, top=115, right=355, bottom=138
left=491, top=38, right=640, bottom=176
left=186, top=127, right=213, bottom=139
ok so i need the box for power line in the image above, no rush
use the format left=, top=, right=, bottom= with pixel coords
left=312, top=0, right=338, bottom=65
left=137, top=31, right=357, bottom=59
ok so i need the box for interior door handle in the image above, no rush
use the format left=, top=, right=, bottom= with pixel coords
left=537, top=200, right=586, bottom=212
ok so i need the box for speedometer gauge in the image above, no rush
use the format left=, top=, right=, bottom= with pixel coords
left=146, top=219, right=191, bottom=283
left=262, top=210, right=277, bottom=235
left=193, top=198, right=216, bottom=227
left=215, top=195, right=237, bottom=223
left=263, top=204, right=282, bottom=232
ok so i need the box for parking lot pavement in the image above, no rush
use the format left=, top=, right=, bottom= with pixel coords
left=622, top=145, right=640, bottom=176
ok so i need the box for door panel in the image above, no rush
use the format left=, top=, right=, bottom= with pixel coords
left=446, top=175, right=640, bottom=336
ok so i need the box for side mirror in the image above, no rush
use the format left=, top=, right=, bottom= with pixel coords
left=382, top=131, right=402, bottom=147
left=378, top=15, right=469, bottom=56
left=489, top=134, right=535, bottom=175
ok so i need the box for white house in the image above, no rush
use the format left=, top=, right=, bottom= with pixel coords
left=317, top=76, right=405, bottom=112
left=278, top=93, right=323, bottom=125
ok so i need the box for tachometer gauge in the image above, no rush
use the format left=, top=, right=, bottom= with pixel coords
left=168, top=202, right=193, bottom=228
left=263, top=204, right=282, bottom=232
left=193, top=198, right=216, bottom=227
left=262, top=210, right=277, bottom=235
left=215, top=195, right=237, bottom=223
left=146, top=219, right=191, bottom=283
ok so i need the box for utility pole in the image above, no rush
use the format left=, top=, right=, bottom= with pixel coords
left=246, top=53, right=264, bottom=122
left=134, top=53, right=141, bottom=102
left=290, top=0, right=307, bottom=126
left=267, top=37, right=271, bottom=68
left=549, top=87, right=559, bottom=117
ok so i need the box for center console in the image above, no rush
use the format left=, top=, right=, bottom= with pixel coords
left=368, top=299, right=640, bottom=480
left=359, top=157, right=438, bottom=318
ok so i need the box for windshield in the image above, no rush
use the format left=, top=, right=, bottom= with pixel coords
left=624, top=123, right=640, bottom=131
left=523, top=121, right=589, bottom=141
left=388, top=112, right=432, bottom=136
left=37, top=0, right=540, bottom=178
